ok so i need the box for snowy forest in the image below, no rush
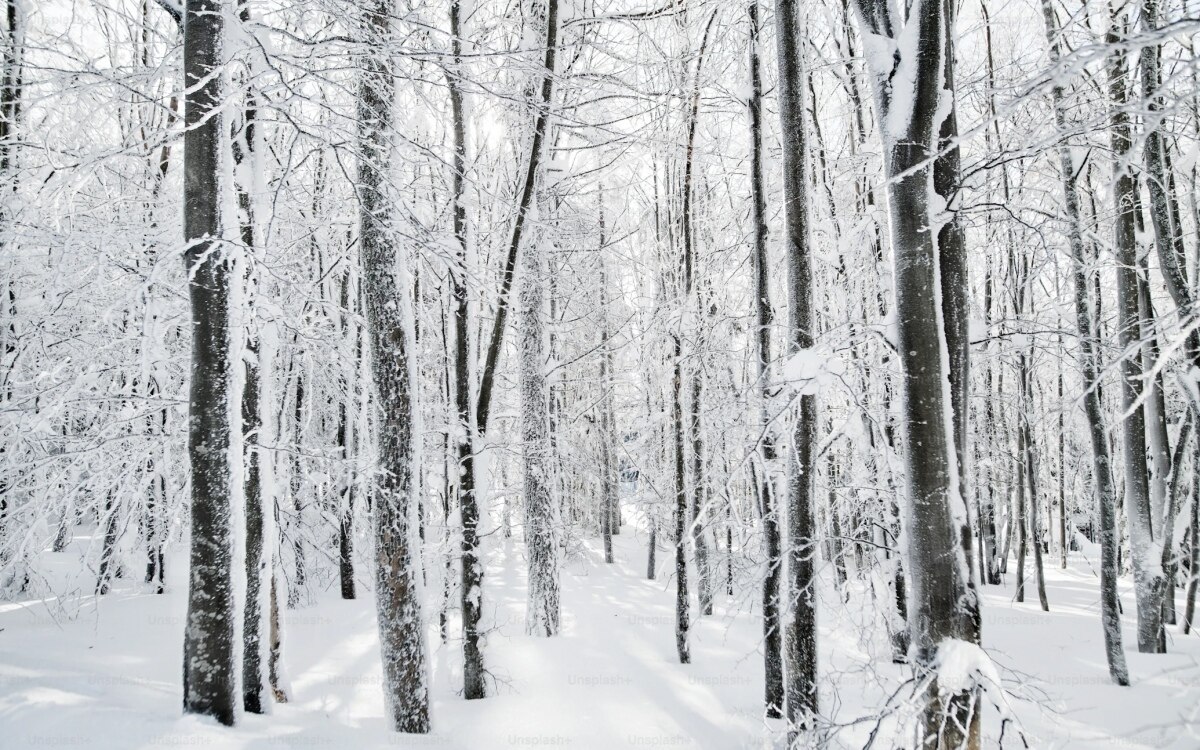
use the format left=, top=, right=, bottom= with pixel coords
left=1, top=0, right=1199, bottom=747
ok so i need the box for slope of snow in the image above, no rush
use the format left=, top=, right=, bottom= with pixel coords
left=1, top=512, right=1197, bottom=749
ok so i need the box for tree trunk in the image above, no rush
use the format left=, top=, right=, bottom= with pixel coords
left=1106, top=8, right=1166, bottom=654
left=848, top=1, right=980, bottom=745
left=358, top=0, right=430, bottom=731
left=242, top=335, right=266, bottom=713
left=337, top=271, right=357, bottom=601
left=776, top=0, right=818, bottom=733
left=689, top=331, right=713, bottom=616
left=672, top=8, right=717, bottom=667
left=747, top=0, right=783, bottom=719
left=287, top=362, right=307, bottom=609
left=599, top=235, right=617, bottom=566
left=1019, top=354, right=1049, bottom=611
left=231, top=3, right=267, bottom=711
left=1039, top=0, right=1128, bottom=684
left=1184, top=463, right=1199, bottom=634
left=520, top=211, right=558, bottom=636
left=181, top=0, right=236, bottom=726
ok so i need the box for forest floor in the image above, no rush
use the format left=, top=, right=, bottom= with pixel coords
left=1, top=508, right=1198, bottom=749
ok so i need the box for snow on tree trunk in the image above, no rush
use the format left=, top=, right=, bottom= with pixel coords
left=747, top=0, right=783, bottom=718
left=599, top=236, right=617, bottom=566
left=1105, top=8, right=1167, bottom=655
left=357, top=0, right=431, bottom=732
left=337, top=271, right=357, bottom=601
left=848, top=0, right=980, bottom=745
left=181, top=0, right=237, bottom=727
left=521, top=224, right=560, bottom=636
left=1038, top=0, right=1128, bottom=684
left=689, top=317, right=713, bottom=616
left=775, top=0, right=818, bottom=733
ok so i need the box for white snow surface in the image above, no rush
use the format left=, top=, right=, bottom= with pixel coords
left=2, top=511, right=1198, bottom=749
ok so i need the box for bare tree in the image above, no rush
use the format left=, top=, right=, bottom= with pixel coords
left=357, top=0, right=431, bottom=731
left=775, top=0, right=818, bottom=734
left=847, top=0, right=980, bottom=745
left=180, top=0, right=236, bottom=727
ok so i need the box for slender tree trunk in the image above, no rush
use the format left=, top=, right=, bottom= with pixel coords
left=599, top=233, right=617, bottom=566
left=747, top=0, right=783, bottom=719
left=287, top=364, right=306, bottom=608
left=672, top=8, right=718, bottom=667
left=242, top=334, right=265, bottom=713
left=1039, top=0, right=1128, bottom=684
left=690, top=325, right=713, bottom=616
left=337, top=272, right=357, bottom=600
left=520, top=203, right=558, bottom=636
left=776, top=0, right=818, bottom=733
left=1016, top=412, right=1028, bottom=604
left=1184, top=463, right=1199, bottom=634
left=357, top=0, right=430, bottom=731
left=1058, top=332, right=1068, bottom=570
left=1107, top=8, right=1166, bottom=654
left=444, top=0, right=485, bottom=700
left=1019, top=355, right=1049, bottom=611
left=230, top=3, right=267, bottom=711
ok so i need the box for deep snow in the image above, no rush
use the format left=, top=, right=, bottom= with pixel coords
left=1, top=512, right=1198, bottom=749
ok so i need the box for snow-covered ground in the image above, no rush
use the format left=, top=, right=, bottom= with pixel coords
left=2, top=514, right=1198, bottom=749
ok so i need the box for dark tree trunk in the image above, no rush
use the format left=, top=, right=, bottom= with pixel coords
left=337, top=272, right=357, bottom=600
left=242, top=338, right=265, bottom=714
left=1106, top=10, right=1165, bottom=654
left=231, top=2, right=267, bottom=711
left=96, top=492, right=120, bottom=595
left=747, top=1, right=782, bottom=712
left=848, top=0, right=980, bottom=744
left=776, top=0, right=818, bottom=732
left=181, top=0, right=236, bottom=727
left=671, top=8, right=717, bottom=667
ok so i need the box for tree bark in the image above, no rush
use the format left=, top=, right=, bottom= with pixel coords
left=775, top=0, right=818, bottom=732
left=337, top=271, right=357, bottom=601
left=1039, top=0, right=1128, bottom=684
left=1106, top=7, right=1166, bottom=654
left=747, top=0, right=783, bottom=718
left=520, top=202, right=558, bottom=636
left=181, top=0, right=236, bottom=726
left=848, top=1, right=980, bottom=745
left=358, top=0, right=431, bottom=731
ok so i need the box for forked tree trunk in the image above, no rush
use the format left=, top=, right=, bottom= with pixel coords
left=1106, top=7, right=1166, bottom=654
left=848, top=1, right=980, bottom=745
